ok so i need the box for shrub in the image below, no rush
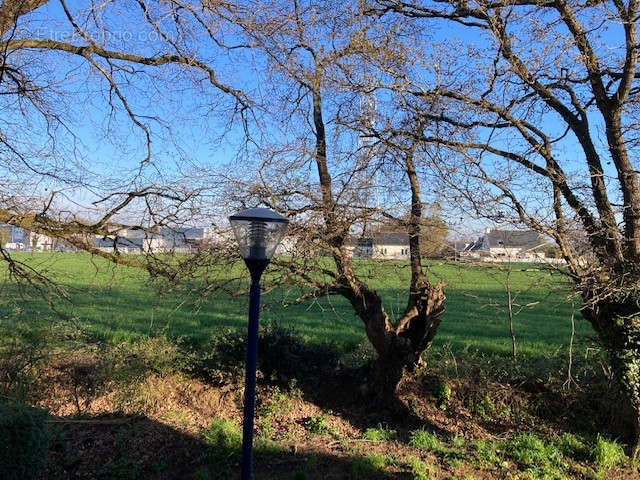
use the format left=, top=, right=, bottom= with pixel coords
left=257, top=323, right=339, bottom=381
left=0, top=401, right=49, bottom=480
left=182, top=329, right=246, bottom=383
left=188, top=324, right=340, bottom=384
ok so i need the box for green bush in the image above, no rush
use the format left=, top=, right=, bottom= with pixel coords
left=187, top=325, right=340, bottom=384
left=257, top=323, right=340, bottom=381
left=184, top=329, right=246, bottom=382
left=0, top=401, right=49, bottom=480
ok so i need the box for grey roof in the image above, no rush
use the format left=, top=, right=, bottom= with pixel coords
left=373, top=232, right=410, bottom=246
left=119, top=227, right=206, bottom=240
left=96, top=237, right=143, bottom=249
left=463, top=238, right=483, bottom=251
left=346, top=232, right=410, bottom=247
left=180, top=227, right=205, bottom=239
left=485, top=229, right=544, bottom=249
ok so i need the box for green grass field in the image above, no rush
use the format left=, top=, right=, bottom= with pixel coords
left=0, top=253, right=592, bottom=362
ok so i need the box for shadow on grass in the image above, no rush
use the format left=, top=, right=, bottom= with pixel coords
left=45, top=413, right=401, bottom=480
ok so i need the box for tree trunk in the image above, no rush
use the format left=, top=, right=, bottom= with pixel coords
left=582, top=295, right=640, bottom=458
left=347, top=279, right=446, bottom=406
left=370, top=352, right=407, bottom=407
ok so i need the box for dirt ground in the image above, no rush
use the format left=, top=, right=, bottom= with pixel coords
left=32, top=356, right=640, bottom=480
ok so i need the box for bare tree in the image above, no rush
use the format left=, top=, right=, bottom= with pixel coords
left=215, top=0, right=446, bottom=403
left=370, top=0, right=640, bottom=455
left=0, top=0, right=252, bottom=281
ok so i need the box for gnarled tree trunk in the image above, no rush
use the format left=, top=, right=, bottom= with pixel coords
left=342, top=276, right=445, bottom=403
left=582, top=291, right=640, bottom=459
left=336, top=140, right=446, bottom=404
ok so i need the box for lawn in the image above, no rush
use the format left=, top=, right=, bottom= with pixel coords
left=0, top=252, right=589, bottom=361
left=3, top=253, right=633, bottom=480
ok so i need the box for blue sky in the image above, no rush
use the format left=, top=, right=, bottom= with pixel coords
left=4, top=1, right=632, bottom=239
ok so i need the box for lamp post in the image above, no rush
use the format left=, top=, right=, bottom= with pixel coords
left=229, top=207, right=289, bottom=480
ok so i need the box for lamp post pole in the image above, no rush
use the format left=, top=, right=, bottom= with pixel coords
left=241, top=261, right=268, bottom=480
left=229, top=208, right=288, bottom=480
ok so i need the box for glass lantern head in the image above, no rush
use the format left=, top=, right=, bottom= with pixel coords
left=229, top=208, right=289, bottom=262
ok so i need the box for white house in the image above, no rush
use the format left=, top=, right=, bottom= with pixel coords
left=0, top=224, right=30, bottom=250
left=348, top=232, right=411, bottom=260
left=460, top=228, right=548, bottom=261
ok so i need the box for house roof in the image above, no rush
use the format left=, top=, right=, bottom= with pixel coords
left=96, top=237, right=143, bottom=249
left=485, top=229, right=544, bottom=250
left=373, top=232, right=410, bottom=246
left=463, top=238, right=484, bottom=251
left=346, top=232, right=410, bottom=247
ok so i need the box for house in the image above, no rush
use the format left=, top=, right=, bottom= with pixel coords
left=140, top=227, right=208, bottom=253
left=95, top=236, right=144, bottom=254
left=0, top=224, right=61, bottom=251
left=460, top=228, right=547, bottom=261
left=348, top=232, right=411, bottom=259
left=94, top=227, right=210, bottom=254
left=0, top=224, right=30, bottom=250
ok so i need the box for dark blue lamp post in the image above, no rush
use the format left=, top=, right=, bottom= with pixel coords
left=229, top=207, right=289, bottom=480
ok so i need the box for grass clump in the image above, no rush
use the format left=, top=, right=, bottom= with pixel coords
left=202, top=418, right=242, bottom=460
left=363, top=424, right=397, bottom=441
left=0, top=401, right=49, bottom=480
left=306, top=414, right=335, bottom=436
left=434, top=379, right=452, bottom=410
left=590, top=434, right=627, bottom=469
left=96, top=457, right=138, bottom=480
left=408, top=455, right=434, bottom=480
left=553, top=433, right=589, bottom=460
left=505, top=432, right=566, bottom=479
left=410, top=429, right=443, bottom=451
left=472, top=438, right=502, bottom=466
left=351, top=453, right=388, bottom=479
